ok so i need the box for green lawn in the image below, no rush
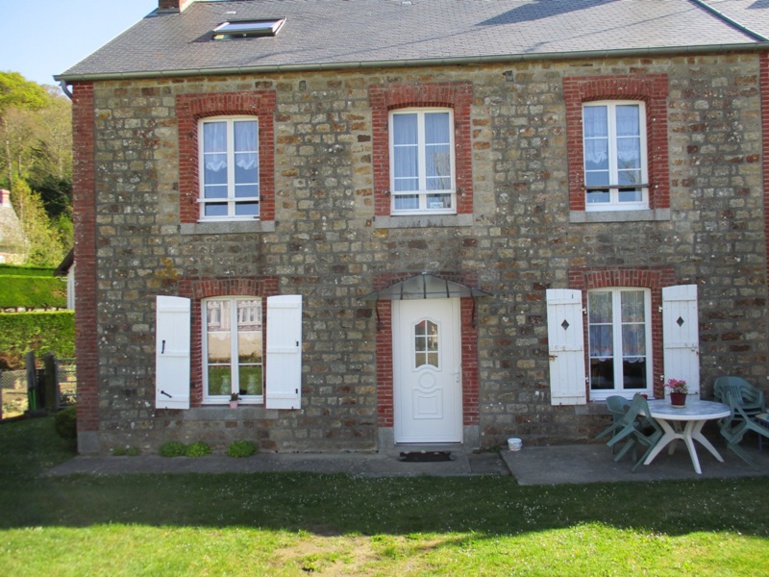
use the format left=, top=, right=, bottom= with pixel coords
left=1, top=417, right=768, bottom=576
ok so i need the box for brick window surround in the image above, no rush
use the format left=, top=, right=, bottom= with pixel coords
left=568, top=266, right=675, bottom=399
left=370, top=82, right=473, bottom=217
left=178, top=276, right=279, bottom=406
left=373, top=272, right=480, bottom=430
left=177, top=91, right=276, bottom=223
left=564, top=74, right=670, bottom=213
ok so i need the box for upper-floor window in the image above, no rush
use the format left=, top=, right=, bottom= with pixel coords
left=199, top=117, right=260, bottom=221
left=582, top=101, right=648, bottom=211
left=389, top=108, right=455, bottom=214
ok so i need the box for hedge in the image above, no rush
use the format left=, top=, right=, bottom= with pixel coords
left=0, top=311, right=75, bottom=369
left=0, top=265, right=56, bottom=278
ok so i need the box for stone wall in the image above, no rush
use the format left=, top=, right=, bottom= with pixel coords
left=74, top=52, right=768, bottom=454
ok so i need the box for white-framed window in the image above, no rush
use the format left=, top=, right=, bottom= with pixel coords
left=588, top=288, right=652, bottom=399
left=199, top=116, right=260, bottom=220
left=389, top=108, right=455, bottom=214
left=582, top=101, right=648, bottom=211
left=202, top=296, right=263, bottom=403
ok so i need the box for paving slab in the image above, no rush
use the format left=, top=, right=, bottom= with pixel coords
left=502, top=442, right=769, bottom=485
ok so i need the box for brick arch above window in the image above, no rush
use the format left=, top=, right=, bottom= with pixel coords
left=176, top=91, right=276, bottom=224
left=369, top=82, right=473, bottom=217
left=564, top=74, right=670, bottom=214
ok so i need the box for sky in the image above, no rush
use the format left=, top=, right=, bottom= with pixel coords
left=1, top=0, right=158, bottom=87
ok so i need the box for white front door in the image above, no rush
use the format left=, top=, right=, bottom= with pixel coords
left=393, top=298, right=462, bottom=443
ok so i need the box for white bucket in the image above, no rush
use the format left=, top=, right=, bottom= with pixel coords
left=507, top=437, right=522, bottom=451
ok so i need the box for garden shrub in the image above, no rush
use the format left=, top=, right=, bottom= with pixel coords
left=0, top=311, right=74, bottom=369
left=185, top=441, right=212, bottom=457
left=158, top=441, right=187, bottom=458
left=227, top=439, right=257, bottom=458
left=54, top=405, right=77, bottom=440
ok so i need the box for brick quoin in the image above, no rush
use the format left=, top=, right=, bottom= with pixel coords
left=563, top=74, right=670, bottom=212
left=373, top=272, right=480, bottom=428
left=369, top=82, right=474, bottom=217
left=176, top=91, right=276, bottom=223
left=762, top=53, right=769, bottom=304
left=71, top=82, right=99, bottom=433
left=178, top=276, right=279, bottom=406
left=569, top=266, right=675, bottom=399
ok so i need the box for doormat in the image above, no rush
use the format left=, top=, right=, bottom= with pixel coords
left=399, top=451, right=452, bottom=463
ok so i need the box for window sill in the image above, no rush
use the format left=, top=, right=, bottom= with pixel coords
left=180, top=220, right=275, bottom=235
left=375, top=214, right=473, bottom=229
left=180, top=406, right=277, bottom=420
left=569, top=208, right=670, bottom=224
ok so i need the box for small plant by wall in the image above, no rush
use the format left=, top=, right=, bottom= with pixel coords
left=227, top=440, right=257, bottom=458
left=158, top=441, right=187, bottom=458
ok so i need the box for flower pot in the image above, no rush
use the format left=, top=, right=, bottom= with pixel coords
left=229, top=401, right=238, bottom=409
left=670, top=392, right=687, bottom=408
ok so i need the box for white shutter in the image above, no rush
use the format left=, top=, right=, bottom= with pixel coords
left=266, top=295, right=303, bottom=409
left=663, top=284, right=700, bottom=398
left=546, top=289, right=587, bottom=405
left=155, top=295, right=191, bottom=409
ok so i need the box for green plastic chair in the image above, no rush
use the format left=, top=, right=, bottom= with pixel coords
left=596, top=396, right=637, bottom=459
left=718, top=384, right=769, bottom=470
left=713, top=376, right=766, bottom=419
left=606, top=394, right=663, bottom=472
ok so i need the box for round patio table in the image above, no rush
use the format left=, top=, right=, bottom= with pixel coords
left=642, top=399, right=731, bottom=474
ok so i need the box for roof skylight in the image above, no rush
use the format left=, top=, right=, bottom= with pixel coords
left=213, top=18, right=286, bottom=40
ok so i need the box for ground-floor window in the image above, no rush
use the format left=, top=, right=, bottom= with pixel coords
left=588, top=287, right=651, bottom=399
left=202, top=296, right=263, bottom=403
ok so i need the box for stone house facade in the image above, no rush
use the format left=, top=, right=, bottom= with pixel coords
left=57, top=0, right=769, bottom=455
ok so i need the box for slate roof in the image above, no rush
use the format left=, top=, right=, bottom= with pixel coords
left=57, top=0, right=769, bottom=81
left=699, top=0, right=769, bottom=40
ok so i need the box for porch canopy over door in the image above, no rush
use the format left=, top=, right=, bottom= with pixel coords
left=361, top=272, right=490, bottom=301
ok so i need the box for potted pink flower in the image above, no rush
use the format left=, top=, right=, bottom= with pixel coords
left=665, top=379, right=688, bottom=407
left=229, top=393, right=240, bottom=409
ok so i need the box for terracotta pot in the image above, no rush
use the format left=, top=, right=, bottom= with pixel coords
left=670, top=392, right=687, bottom=407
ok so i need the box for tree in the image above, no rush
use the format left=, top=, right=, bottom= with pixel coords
left=0, top=72, right=49, bottom=188
left=11, top=179, right=66, bottom=267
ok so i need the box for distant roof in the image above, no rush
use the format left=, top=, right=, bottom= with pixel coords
left=57, top=0, right=769, bottom=82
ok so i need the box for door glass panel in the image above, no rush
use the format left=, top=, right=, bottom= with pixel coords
left=414, top=319, right=439, bottom=368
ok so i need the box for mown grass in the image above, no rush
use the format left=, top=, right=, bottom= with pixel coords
left=1, top=417, right=768, bottom=575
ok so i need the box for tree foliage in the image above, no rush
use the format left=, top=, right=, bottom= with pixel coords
left=0, top=72, right=73, bottom=266
left=11, top=179, right=69, bottom=266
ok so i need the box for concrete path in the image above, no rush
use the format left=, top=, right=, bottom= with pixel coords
left=47, top=450, right=509, bottom=478
left=47, top=442, right=769, bottom=484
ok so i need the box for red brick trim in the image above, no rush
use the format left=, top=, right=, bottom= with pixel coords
left=761, top=54, right=769, bottom=303
left=564, top=74, right=670, bottom=212
left=178, top=276, right=279, bottom=406
left=568, top=266, right=675, bottom=399
left=369, top=82, right=473, bottom=216
left=176, top=91, right=276, bottom=223
left=373, top=272, right=480, bottom=429
left=71, top=82, right=99, bottom=434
